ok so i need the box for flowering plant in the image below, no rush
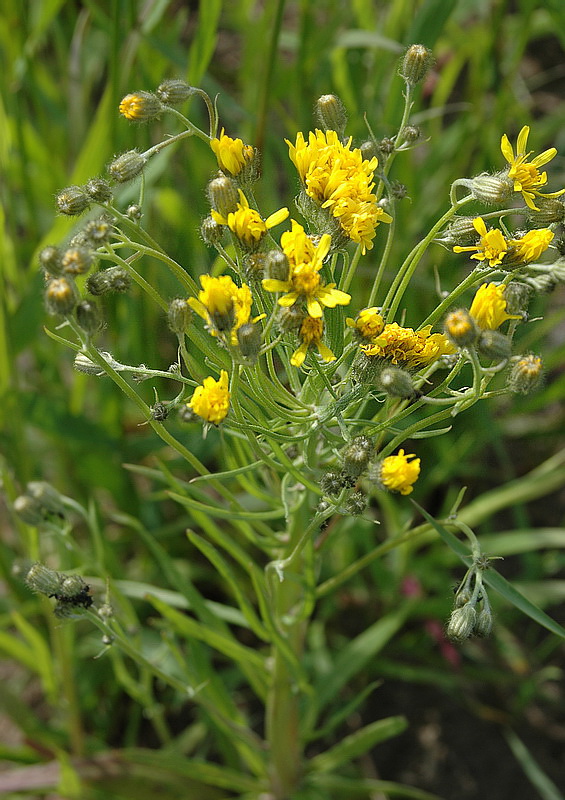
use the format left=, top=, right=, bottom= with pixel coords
left=22, top=45, right=565, bottom=798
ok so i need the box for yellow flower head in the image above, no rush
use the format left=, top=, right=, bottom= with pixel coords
left=291, top=316, right=335, bottom=367
left=287, top=130, right=392, bottom=253
left=119, top=92, right=162, bottom=122
left=379, top=449, right=421, bottom=495
left=453, top=217, right=509, bottom=267
left=188, top=274, right=255, bottom=342
left=507, top=228, right=554, bottom=263
left=469, top=283, right=521, bottom=330
left=210, top=129, right=254, bottom=176
left=262, top=220, right=351, bottom=318
left=189, top=370, right=230, bottom=425
left=346, top=307, right=385, bottom=339
left=500, top=126, right=565, bottom=211
left=361, top=323, right=455, bottom=368
left=212, top=190, right=289, bottom=248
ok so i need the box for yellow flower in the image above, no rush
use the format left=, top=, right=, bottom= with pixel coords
left=212, top=190, right=289, bottom=248
left=379, top=450, right=420, bottom=495
left=361, top=323, right=455, bottom=368
left=453, top=217, right=509, bottom=267
left=210, top=129, right=255, bottom=176
left=291, top=316, right=335, bottom=367
left=500, top=126, right=565, bottom=211
left=188, top=274, right=256, bottom=342
left=119, top=92, right=162, bottom=121
left=189, top=370, right=230, bottom=424
left=469, top=283, right=520, bottom=330
left=507, top=228, right=554, bottom=263
left=346, top=307, right=385, bottom=339
left=287, top=130, right=392, bottom=253
left=262, top=220, right=351, bottom=318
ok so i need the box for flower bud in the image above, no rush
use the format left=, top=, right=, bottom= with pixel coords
left=244, top=252, right=267, bottom=281
left=446, top=605, right=477, bottom=642
left=82, top=219, right=112, bottom=247
left=469, top=172, right=514, bottom=205
left=201, top=215, right=224, bottom=246
left=178, top=404, right=200, bottom=423
left=526, top=196, right=565, bottom=226
left=503, top=282, right=531, bottom=318
left=156, top=79, right=195, bottom=105
left=13, top=495, right=44, bottom=525
left=167, top=298, right=192, bottom=335
left=315, top=94, right=348, bottom=137
left=320, top=471, right=346, bottom=496
left=376, top=137, right=395, bottom=156
left=507, top=354, right=543, bottom=394
left=344, top=490, right=367, bottom=516
left=478, top=330, right=512, bottom=361
left=379, top=367, right=417, bottom=398
left=126, top=204, right=142, bottom=221
left=56, top=185, right=91, bottom=216
left=61, top=246, right=96, bottom=276
left=39, top=246, right=64, bottom=276
left=402, top=125, right=421, bottom=142
left=25, top=563, right=63, bottom=595
left=207, top=175, right=239, bottom=217
left=359, top=140, right=379, bottom=161
left=400, top=44, right=434, bottom=85
left=45, top=276, right=79, bottom=316
left=108, top=150, right=147, bottom=183
left=85, top=178, right=113, bottom=203
left=444, top=309, right=478, bottom=348
left=277, top=306, right=304, bottom=332
left=390, top=181, right=408, bottom=200
left=352, top=351, right=381, bottom=384
left=76, top=300, right=102, bottom=334
left=265, top=250, right=289, bottom=281
left=474, top=607, right=493, bottom=638
left=150, top=401, right=169, bottom=421
left=26, top=481, right=66, bottom=515
left=237, top=322, right=263, bottom=361
left=119, top=91, right=163, bottom=122
left=342, top=435, right=373, bottom=478
left=58, top=574, right=88, bottom=598
left=87, top=267, right=131, bottom=295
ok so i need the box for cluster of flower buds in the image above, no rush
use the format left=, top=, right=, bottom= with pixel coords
left=446, top=560, right=493, bottom=642
left=23, top=562, right=93, bottom=619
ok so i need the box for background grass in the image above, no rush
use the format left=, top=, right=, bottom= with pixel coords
left=1, top=1, right=565, bottom=798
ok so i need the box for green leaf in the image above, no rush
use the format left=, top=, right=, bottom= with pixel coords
left=308, top=773, right=441, bottom=799
left=309, top=716, right=407, bottom=773
left=504, top=728, right=564, bottom=800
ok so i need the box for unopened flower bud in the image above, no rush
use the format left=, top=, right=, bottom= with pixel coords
left=237, top=322, right=262, bottom=360
left=469, top=172, right=514, bottom=205
left=438, top=216, right=481, bottom=246
left=178, top=404, right=200, bottom=423
left=315, top=94, right=348, bottom=137
left=474, top=607, right=493, bottom=638
left=45, top=277, right=79, bottom=316
left=75, top=300, right=102, bottom=334
left=503, top=282, right=531, bottom=318
left=376, top=137, right=395, bottom=156
left=61, top=246, right=96, bottom=276
left=402, top=125, right=421, bottom=142
left=527, top=196, right=565, bottom=226
left=151, top=401, right=169, bottom=421
left=108, top=150, right=147, bottom=183
left=26, top=482, right=65, bottom=515
left=119, top=91, right=163, bottom=122
left=13, top=495, right=44, bottom=525
left=39, top=246, right=63, bottom=276
left=25, top=563, right=62, bottom=595
left=277, top=306, right=304, bottom=332
left=87, top=267, right=131, bottom=295
left=156, top=79, right=195, bottom=105
left=444, top=309, right=478, bottom=347
left=126, top=204, right=142, bottom=221
left=446, top=605, right=477, bottom=642
left=342, top=435, right=373, bottom=477
left=56, top=185, right=91, bottom=216
left=167, top=298, right=192, bottom=335
left=207, top=175, right=239, bottom=217
left=478, top=330, right=512, bottom=361
left=390, top=181, right=408, bottom=200
left=201, top=215, right=224, bottom=246
left=82, top=219, right=112, bottom=247
left=401, top=44, right=434, bottom=85
left=320, top=471, right=345, bottom=496
left=265, top=250, right=289, bottom=281
left=58, top=574, right=88, bottom=598
left=508, top=354, right=543, bottom=394
left=85, top=178, right=113, bottom=203
left=344, top=490, right=367, bottom=516
left=352, top=352, right=381, bottom=384
left=379, top=367, right=417, bottom=398
left=360, top=140, right=379, bottom=161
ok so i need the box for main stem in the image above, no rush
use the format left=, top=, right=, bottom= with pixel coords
left=265, top=494, right=311, bottom=798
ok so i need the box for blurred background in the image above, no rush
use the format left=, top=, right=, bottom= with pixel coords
left=1, top=1, right=565, bottom=798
